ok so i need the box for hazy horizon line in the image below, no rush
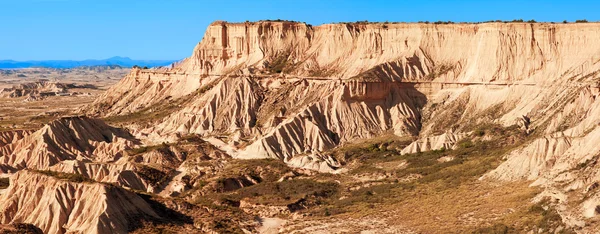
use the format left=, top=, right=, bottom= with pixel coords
left=0, top=56, right=181, bottom=62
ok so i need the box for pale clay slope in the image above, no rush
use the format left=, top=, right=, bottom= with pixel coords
left=0, top=170, right=158, bottom=234
left=0, top=117, right=138, bottom=172
left=48, top=160, right=152, bottom=192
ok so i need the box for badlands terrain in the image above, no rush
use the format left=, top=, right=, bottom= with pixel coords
left=3, top=20, right=600, bottom=233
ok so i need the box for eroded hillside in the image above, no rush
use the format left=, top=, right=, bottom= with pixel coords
left=2, top=20, right=600, bottom=233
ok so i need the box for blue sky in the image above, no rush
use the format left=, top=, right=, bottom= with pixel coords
left=2, top=0, right=599, bottom=61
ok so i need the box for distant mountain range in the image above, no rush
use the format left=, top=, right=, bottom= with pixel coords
left=0, top=56, right=178, bottom=69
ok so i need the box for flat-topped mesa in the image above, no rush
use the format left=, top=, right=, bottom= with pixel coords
left=172, top=20, right=600, bottom=83
left=89, top=20, right=600, bottom=117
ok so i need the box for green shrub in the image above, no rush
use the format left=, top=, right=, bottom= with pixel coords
left=471, top=223, right=516, bottom=234
left=0, top=177, right=9, bottom=189
left=33, top=170, right=95, bottom=183
left=458, top=139, right=475, bottom=149
left=223, top=179, right=339, bottom=206
left=137, top=166, right=170, bottom=186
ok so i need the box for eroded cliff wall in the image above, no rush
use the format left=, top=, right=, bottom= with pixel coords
left=175, top=21, right=600, bottom=83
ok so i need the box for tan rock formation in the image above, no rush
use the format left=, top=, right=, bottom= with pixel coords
left=0, top=117, right=138, bottom=172
left=0, top=170, right=158, bottom=234
left=400, top=132, right=469, bottom=155
left=48, top=160, right=151, bottom=192
left=176, top=21, right=600, bottom=83
left=0, top=130, right=33, bottom=148
left=286, top=153, right=342, bottom=173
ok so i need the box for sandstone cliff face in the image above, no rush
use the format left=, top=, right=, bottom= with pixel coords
left=178, top=21, right=600, bottom=83
left=0, top=170, right=158, bottom=234
left=92, top=22, right=600, bottom=116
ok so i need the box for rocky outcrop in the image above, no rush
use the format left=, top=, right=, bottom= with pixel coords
left=286, top=153, right=342, bottom=173
left=0, top=117, right=138, bottom=172
left=48, top=160, right=151, bottom=192
left=0, top=170, right=158, bottom=234
left=485, top=134, right=572, bottom=181
left=177, top=21, right=600, bottom=83
left=401, top=132, right=469, bottom=155
left=0, top=130, right=33, bottom=148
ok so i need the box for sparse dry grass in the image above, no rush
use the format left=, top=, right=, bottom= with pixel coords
left=277, top=124, right=572, bottom=233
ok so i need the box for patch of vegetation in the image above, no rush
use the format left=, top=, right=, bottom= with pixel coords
left=315, top=125, right=535, bottom=219
left=220, top=159, right=291, bottom=183
left=221, top=179, right=340, bottom=206
left=575, top=155, right=599, bottom=170
left=0, top=177, right=9, bottom=189
left=197, top=77, right=225, bottom=95
left=471, top=224, right=517, bottom=234
left=457, top=139, right=475, bottom=149
left=472, top=200, right=575, bottom=234
left=327, top=135, right=412, bottom=164
left=2, top=223, right=44, bottom=234
left=33, top=170, right=95, bottom=183
left=267, top=52, right=292, bottom=74
left=102, top=98, right=184, bottom=125
left=137, top=165, right=171, bottom=187
left=308, top=67, right=338, bottom=77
